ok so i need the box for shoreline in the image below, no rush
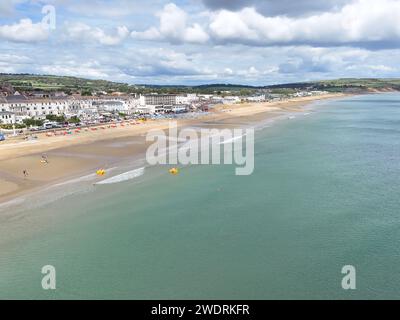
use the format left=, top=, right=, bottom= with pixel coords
left=0, top=93, right=348, bottom=205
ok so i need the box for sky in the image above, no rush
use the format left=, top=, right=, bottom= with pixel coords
left=1, top=0, right=400, bottom=85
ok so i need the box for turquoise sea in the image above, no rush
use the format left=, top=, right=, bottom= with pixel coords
left=1, top=93, right=400, bottom=299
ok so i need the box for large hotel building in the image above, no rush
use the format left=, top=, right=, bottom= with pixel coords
left=139, top=94, right=177, bottom=106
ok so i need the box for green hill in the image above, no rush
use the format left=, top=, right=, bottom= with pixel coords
left=0, top=74, right=133, bottom=95
left=1, top=74, right=400, bottom=95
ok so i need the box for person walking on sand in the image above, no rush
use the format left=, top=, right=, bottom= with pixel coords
left=41, top=154, right=49, bottom=164
left=23, top=169, right=28, bottom=179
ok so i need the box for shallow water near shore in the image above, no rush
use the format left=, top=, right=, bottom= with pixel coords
left=1, top=93, right=400, bottom=299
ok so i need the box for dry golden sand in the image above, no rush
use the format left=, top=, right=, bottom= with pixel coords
left=0, top=93, right=346, bottom=203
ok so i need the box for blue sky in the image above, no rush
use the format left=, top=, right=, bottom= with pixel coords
left=1, top=0, right=400, bottom=85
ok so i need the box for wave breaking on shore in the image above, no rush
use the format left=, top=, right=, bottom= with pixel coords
left=95, top=167, right=145, bottom=185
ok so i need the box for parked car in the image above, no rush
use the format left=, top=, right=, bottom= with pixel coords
left=43, top=122, right=58, bottom=130
left=0, top=133, right=5, bottom=141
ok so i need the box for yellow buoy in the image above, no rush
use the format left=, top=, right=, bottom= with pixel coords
left=169, top=168, right=179, bottom=175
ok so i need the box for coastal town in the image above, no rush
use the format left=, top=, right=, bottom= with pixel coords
left=0, top=83, right=328, bottom=139
left=2, top=0, right=400, bottom=303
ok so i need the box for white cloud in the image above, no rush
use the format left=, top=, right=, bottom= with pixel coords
left=0, top=64, right=17, bottom=74
left=121, top=48, right=212, bottom=77
left=209, top=0, right=400, bottom=46
left=131, top=0, right=400, bottom=48
left=0, top=53, right=32, bottom=64
left=223, top=67, right=234, bottom=75
left=202, top=0, right=353, bottom=17
left=0, top=19, right=49, bottom=42
left=131, top=27, right=162, bottom=41
left=40, top=61, right=110, bottom=78
left=0, top=52, right=32, bottom=73
left=0, top=0, right=14, bottom=16
left=278, top=47, right=370, bottom=74
left=3, top=0, right=400, bottom=85
left=132, top=3, right=209, bottom=44
left=65, top=22, right=129, bottom=46
left=361, top=64, right=396, bottom=72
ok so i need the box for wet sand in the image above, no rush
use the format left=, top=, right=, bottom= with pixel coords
left=0, top=93, right=346, bottom=204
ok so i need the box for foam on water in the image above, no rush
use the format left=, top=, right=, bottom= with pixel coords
left=219, top=133, right=247, bottom=145
left=95, top=167, right=145, bottom=185
left=54, top=167, right=118, bottom=187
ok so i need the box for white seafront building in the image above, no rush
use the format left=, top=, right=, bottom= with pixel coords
left=0, top=97, right=82, bottom=124
left=0, top=111, right=15, bottom=124
left=0, top=92, right=213, bottom=125
left=137, top=94, right=199, bottom=114
left=245, top=95, right=266, bottom=102
left=0, top=93, right=143, bottom=124
left=221, top=96, right=241, bottom=104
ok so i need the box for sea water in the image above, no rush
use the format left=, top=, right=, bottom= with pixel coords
left=1, top=93, right=400, bottom=299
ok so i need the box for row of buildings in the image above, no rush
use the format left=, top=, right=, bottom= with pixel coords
left=1, top=89, right=322, bottom=126
left=0, top=92, right=208, bottom=125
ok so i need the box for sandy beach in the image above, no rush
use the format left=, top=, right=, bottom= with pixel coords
left=0, top=93, right=345, bottom=204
